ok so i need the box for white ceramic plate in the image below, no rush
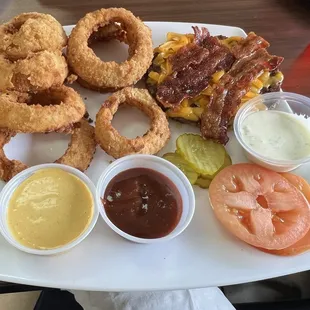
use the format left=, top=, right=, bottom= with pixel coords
left=1, top=22, right=309, bottom=291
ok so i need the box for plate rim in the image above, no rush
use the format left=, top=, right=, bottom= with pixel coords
left=63, top=21, right=247, bottom=36
left=1, top=22, right=294, bottom=292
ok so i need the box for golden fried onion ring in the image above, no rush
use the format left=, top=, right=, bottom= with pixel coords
left=55, top=119, right=97, bottom=170
left=0, top=51, right=68, bottom=92
left=95, top=87, right=170, bottom=158
left=67, top=8, right=153, bottom=91
left=0, top=86, right=86, bottom=133
left=0, top=12, right=67, bottom=60
left=0, top=119, right=96, bottom=182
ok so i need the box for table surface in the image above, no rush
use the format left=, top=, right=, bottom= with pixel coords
left=1, top=0, right=310, bottom=95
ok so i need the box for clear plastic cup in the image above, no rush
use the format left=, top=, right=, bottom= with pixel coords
left=96, top=154, right=195, bottom=243
left=0, top=163, right=99, bottom=255
left=234, top=92, right=310, bottom=172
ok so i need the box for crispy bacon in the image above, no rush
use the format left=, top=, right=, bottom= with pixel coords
left=201, top=49, right=284, bottom=144
left=231, top=32, right=270, bottom=59
left=147, top=27, right=284, bottom=144
left=156, top=30, right=235, bottom=108
left=170, top=43, right=210, bottom=73
left=193, top=26, right=210, bottom=45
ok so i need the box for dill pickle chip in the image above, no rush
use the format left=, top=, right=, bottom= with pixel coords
left=195, top=177, right=212, bottom=189
left=163, top=152, right=198, bottom=184
left=176, top=134, right=226, bottom=175
left=201, top=153, right=232, bottom=180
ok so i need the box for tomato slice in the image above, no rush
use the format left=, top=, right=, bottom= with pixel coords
left=263, top=173, right=310, bottom=256
left=209, top=164, right=310, bottom=250
left=282, top=173, right=310, bottom=201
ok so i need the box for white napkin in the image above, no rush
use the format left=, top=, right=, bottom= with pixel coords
left=71, top=287, right=235, bottom=310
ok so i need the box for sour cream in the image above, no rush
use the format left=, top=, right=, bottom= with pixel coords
left=240, top=110, right=310, bottom=161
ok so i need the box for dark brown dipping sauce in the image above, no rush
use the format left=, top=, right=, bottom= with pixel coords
left=102, top=168, right=183, bottom=239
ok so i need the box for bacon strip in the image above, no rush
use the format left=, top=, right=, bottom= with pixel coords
left=231, top=32, right=270, bottom=59
left=193, top=26, right=210, bottom=45
left=156, top=29, right=235, bottom=108
left=201, top=49, right=284, bottom=144
left=170, top=43, right=210, bottom=73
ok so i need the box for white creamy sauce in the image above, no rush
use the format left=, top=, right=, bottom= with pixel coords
left=240, top=110, right=310, bottom=161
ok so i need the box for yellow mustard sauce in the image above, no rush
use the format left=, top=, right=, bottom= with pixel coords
left=7, top=168, right=93, bottom=250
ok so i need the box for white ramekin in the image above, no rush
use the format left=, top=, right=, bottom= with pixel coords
left=234, top=92, right=310, bottom=172
left=96, top=154, right=195, bottom=243
left=0, top=163, right=99, bottom=255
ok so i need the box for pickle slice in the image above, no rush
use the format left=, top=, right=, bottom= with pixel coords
left=195, top=177, right=212, bottom=189
left=196, top=153, right=231, bottom=188
left=176, top=134, right=226, bottom=175
left=202, top=153, right=232, bottom=180
left=163, top=152, right=199, bottom=184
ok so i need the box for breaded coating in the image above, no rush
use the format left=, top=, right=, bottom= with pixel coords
left=56, top=119, right=97, bottom=171
left=95, top=87, right=170, bottom=158
left=0, top=86, right=86, bottom=133
left=0, top=12, right=67, bottom=60
left=0, top=50, right=68, bottom=92
left=67, top=8, right=153, bottom=91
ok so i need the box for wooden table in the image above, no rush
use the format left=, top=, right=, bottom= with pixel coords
left=1, top=0, right=310, bottom=95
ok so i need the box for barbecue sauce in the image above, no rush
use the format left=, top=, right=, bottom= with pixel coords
left=102, top=168, right=182, bottom=239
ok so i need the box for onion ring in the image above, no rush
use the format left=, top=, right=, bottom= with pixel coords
left=0, top=130, right=27, bottom=182
left=0, top=12, right=67, bottom=61
left=55, top=119, right=97, bottom=170
left=67, top=8, right=153, bottom=92
left=0, top=86, right=86, bottom=133
left=0, top=119, right=96, bottom=182
left=95, top=87, right=170, bottom=158
left=0, top=50, right=68, bottom=92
